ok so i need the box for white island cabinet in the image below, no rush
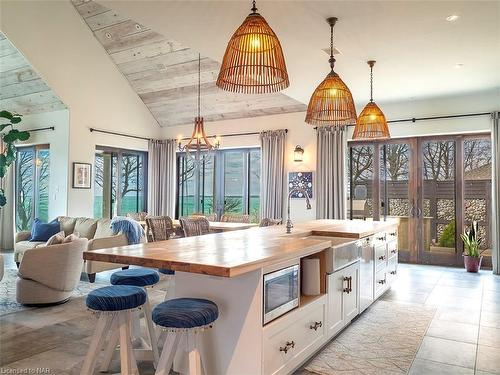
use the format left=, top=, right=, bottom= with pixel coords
left=84, top=219, right=398, bottom=375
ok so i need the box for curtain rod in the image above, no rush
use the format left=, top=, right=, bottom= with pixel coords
left=25, top=126, right=55, bottom=133
left=89, top=127, right=288, bottom=142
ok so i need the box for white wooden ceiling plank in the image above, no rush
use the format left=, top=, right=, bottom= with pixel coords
left=109, top=39, right=186, bottom=65
left=0, top=78, right=50, bottom=100
left=74, top=1, right=109, bottom=19
left=130, top=69, right=218, bottom=95
left=0, top=39, right=18, bottom=58
left=85, top=9, right=130, bottom=31
left=0, top=66, right=39, bottom=87
left=0, top=53, right=30, bottom=72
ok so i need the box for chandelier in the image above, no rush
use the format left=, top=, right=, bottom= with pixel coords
left=353, top=60, right=390, bottom=139
left=216, top=0, right=289, bottom=94
left=178, top=54, right=219, bottom=162
left=305, top=17, right=357, bottom=127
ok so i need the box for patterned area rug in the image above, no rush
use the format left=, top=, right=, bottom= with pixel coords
left=0, top=268, right=105, bottom=316
left=304, top=300, right=436, bottom=375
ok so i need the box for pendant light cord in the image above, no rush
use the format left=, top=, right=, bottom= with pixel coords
left=327, top=17, right=337, bottom=72
left=198, top=53, right=201, bottom=118
left=370, top=64, right=374, bottom=102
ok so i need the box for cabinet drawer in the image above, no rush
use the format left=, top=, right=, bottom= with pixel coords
left=386, top=228, right=398, bottom=241
left=387, top=240, right=398, bottom=259
left=387, top=256, right=398, bottom=285
left=374, top=267, right=388, bottom=299
left=373, top=232, right=386, bottom=247
left=263, top=297, right=326, bottom=375
left=374, top=245, right=387, bottom=269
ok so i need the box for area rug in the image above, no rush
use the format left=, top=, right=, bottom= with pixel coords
left=304, top=300, right=436, bottom=375
left=0, top=269, right=106, bottom=316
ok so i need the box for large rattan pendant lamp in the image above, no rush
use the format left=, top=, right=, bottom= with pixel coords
left=305, top=17, right=357, bottom=127
left=216, top=0, right=289, bottom=94
left=353, top=60, right=390, bottom=139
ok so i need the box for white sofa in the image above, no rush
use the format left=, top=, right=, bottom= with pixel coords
left=16, top=238, right=89, bottom=305
left=15, top=216, right=129, bottom=282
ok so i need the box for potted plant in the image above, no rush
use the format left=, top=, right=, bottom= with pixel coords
left=0, top=110, right=30, bottom=208
left=461, top=221, right=483, bottom=273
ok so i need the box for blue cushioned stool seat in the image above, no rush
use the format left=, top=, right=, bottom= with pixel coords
left=158, top=268, right=175, bottom=275
left=152, top=298, right=218, bottom=329
left=86, top=285, right=147, bottom=312
left=110, top=268, right=160, bottom=287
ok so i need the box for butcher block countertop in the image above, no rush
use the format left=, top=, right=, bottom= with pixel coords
left=84, top=219, right=398, bottom=278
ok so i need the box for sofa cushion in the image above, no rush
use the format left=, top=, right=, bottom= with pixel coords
left=58, top=217, right=77, bottom=236
left=63, top=233, right=80, bottom=243
left=46, top=231, right=65, bottom=246
left=94, top=219, right=115, bottom=239
left=74, top=218, right=97, bottom=239
left=30, top=218, right=60, bottom=242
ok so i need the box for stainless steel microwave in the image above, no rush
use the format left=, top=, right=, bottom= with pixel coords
left=263, top=264, right=300, bottom=325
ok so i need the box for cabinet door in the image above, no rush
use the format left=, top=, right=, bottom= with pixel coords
left=326, top=272, right=344, bottom=336
left=342, top=262, right=360, bottom=323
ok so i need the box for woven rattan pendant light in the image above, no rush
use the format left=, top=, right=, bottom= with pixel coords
left=353, top=60, right=390, bottom=139
left=216, top=0, right=289, bottom=94
left=305, top=17, right=357, bottom=127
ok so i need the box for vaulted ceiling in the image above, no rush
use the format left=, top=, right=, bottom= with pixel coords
left=0, top=32, right=66, bottom=115
left=72, top=0, right=306, bottom=128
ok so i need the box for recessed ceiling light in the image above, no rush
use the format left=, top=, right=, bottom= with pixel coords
left=455, top=63, right=464, bottom=68
left=446, top=15, right=460, bottom=22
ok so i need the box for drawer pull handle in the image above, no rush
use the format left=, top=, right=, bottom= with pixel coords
left=343, top=276, right=352, bottom=294
left=377, top=236, right=385, bottom=241
left=279, top=341, right=295, bottom=354
left=378, top=279, right=386, bottom=285
left=390, top=249, right=397, bottom=254
left=390, top=232, right=397, bottom=236
left=390, top=270, right=397, bottom=275
left=379, top=255, right=386, bottom=261
left=310, top=321, right=323, bottom=331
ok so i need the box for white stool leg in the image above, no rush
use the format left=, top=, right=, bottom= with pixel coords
left=143, top=294, right=160, bottom=368
left=187, top=331, right=202, bottom=375
left=81, top=314, right=114, bottom=375
left=99, top=319, right=119, bottom=373
left=155, top=332, right=180, bottom=375
left=119, top=311, right=138, bottom=375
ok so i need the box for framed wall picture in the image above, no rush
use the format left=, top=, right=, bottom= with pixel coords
left=288, top=171, right=313, bottom=198
left=72, top=162, right=92, bottom=189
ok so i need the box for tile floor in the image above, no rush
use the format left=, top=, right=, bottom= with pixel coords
left=1, top=251, right=500, bottom=374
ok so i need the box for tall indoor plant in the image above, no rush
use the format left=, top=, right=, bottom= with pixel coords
left=0, top=110, right=30, bottom=207
left=461, top=221, right=483, bottom=272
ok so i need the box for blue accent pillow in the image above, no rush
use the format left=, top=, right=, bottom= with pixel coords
left=29, top=218, right=60, bottom=242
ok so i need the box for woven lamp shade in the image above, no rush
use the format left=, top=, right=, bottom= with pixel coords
left=353, top=101, right=390, bottom=139
left=305, top=72, right=357, bottom=127
left=216, top=12, right=289, bottom=94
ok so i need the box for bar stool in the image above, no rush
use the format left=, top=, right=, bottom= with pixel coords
left=81, top=285, right=146, bottom=375
left=158, top=268, right=175, bottom=300
left=103, top=268, right=161, bottom=370
left=153, top=298, right=219, bottom=375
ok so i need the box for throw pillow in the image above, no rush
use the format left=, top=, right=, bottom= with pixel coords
left=63, top=232, right=80, bottom=243
left=30, top=218, right=60, bottom=242
left=46, top=231, right=65, bottom=246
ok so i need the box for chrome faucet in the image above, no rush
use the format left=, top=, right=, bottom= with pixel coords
left=286, top=188, right=312, bottom=234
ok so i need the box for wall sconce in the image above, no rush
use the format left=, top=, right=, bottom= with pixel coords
left=294, top=145, right=304, bottom=162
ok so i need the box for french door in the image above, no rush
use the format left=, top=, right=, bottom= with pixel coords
left=349, top=133, right=492, bottom=268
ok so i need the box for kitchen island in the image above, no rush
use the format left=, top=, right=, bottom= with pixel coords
left=84, top=219, right=398, bottom=375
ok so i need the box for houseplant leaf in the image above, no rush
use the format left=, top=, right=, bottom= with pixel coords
left=10, top=116, right=22, bottom=124
left=16, top=131, right=30, bottom=141
left=0, top=110, right=13, bottom=120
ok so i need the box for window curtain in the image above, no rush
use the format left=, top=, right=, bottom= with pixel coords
left=0, top=140, right=14, bottom=251
left=260, top=129, right=286, bottom=220
left=147, top=139, right=177, bottom=217
left=316, top=126, right=346, bottom=219
left=491, top=111, right=500, bottom=275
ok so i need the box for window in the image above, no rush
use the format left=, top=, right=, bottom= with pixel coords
left=94, top=147, right=147, bottom=219
left=15, top=144, right=50, bottom=230
left=176, top=148, right=261, bottom=222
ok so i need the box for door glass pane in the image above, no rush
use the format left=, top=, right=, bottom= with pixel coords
left=422, top=140, right=456, bottom=254
left=120, top=154, right=142, bottom=215
left=94, top=153, right=104, bottom=219
left=16, top=148, right=35, bottom=230
left=249, top=150, right=261, bottom=223
left=348, top=145, right=374, bottom=220
left=381, top=143, right=410, bottom=252
left=464, top=138, right=492, bottom=256
left=224, top=151, right=244, bottom=214
left=36, top=149, right=50, bottom=223
left=201, top=157, right=215, bottom=214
